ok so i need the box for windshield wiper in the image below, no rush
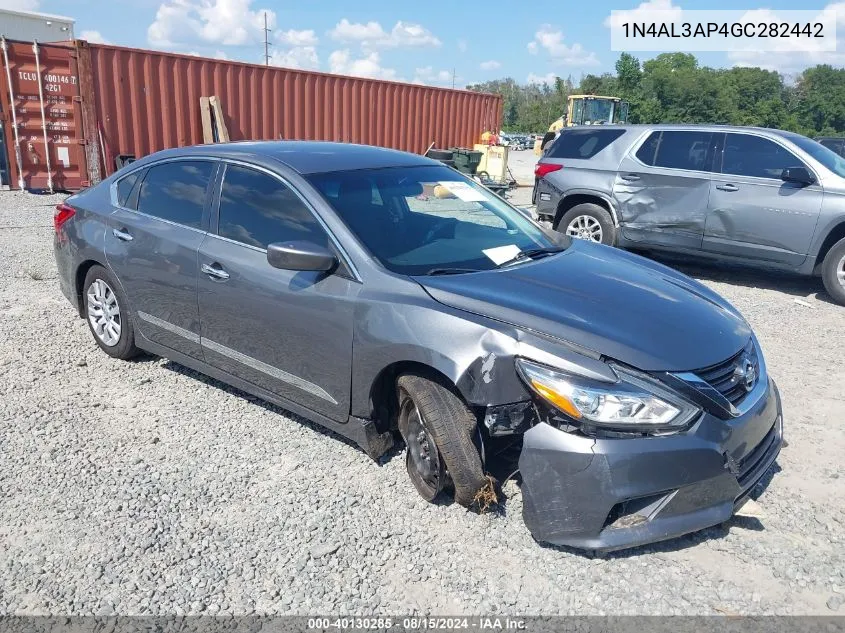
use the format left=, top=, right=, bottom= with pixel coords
left=496, top=246, right=565, bottom=268
left=424, top=267, right=481, bottom=276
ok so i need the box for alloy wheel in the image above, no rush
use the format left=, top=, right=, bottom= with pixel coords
left=87, top=278, right=122, bottom=347
left=566, top=215, right=603, bottom=243
left=838, top=254, right=845, bottom=288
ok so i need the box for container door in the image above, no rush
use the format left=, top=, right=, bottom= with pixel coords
left=0, top=40, right=88, bottom=191
left=0, top=109, right=9, bottom=188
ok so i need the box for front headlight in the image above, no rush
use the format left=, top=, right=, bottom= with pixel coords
left=515, top=358, right=700, bottom=434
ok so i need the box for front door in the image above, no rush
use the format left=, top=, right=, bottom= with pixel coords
left=197, top=162, right=358, bottom=422
left=614, top=130, right=716, bottom=250
left=104, top=159, right=217, bottom=358
left=704, top=132, right=824, bottom=267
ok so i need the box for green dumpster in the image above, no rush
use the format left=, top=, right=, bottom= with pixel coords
left=449, top=148, right=483, bottom=175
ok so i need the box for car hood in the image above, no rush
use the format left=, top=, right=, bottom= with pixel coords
left=413, top=241, right=751, bottom=372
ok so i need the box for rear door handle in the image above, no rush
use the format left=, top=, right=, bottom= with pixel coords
left=112, top=228, right=133, bottom=241
left=620, top=173, right=640, bottom=181
left=716, top=183, right=739, bottom=192
left=201, top=263, right=230, bottom=280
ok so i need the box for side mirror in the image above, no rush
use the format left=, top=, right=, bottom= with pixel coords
left=781, top=166, right=816, bottom=186
left=267, top=241, right=337, bottom=272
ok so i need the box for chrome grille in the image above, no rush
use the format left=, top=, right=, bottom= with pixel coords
left=695, top=341, right=760, bottom=406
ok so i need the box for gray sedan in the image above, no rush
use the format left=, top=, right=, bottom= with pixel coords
left=54, top=141, right=782, bottom=551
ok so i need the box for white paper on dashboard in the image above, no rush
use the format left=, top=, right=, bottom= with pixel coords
left=438, top=181, right=487, bottom=202
left=482, top=244, right=521, bottom=265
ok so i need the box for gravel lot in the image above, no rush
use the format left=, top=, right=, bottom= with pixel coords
left=1, top=190, right=843, bottom=616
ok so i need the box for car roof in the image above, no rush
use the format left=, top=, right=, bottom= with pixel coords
left=564, top=123, right=810, bottom=139
left=133, top=141, right=439, bottom=175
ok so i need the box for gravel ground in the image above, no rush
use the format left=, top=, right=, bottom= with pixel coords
left=506, top=148, right=539, bottom=186
left=1, top=190, right=843, bottom=616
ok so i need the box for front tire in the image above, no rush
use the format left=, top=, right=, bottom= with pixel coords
left=821, top=237, right=845, bottom=306
left=82, top=265, right=140, bottom=360
left=397, top=373, right=486, bottom=507
left=556, top=202, right=617, bottom=246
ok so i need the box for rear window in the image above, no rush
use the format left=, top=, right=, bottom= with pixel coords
left=546, top=129, right=626, bottom=160
left=116, top=171, right=140, bottom=208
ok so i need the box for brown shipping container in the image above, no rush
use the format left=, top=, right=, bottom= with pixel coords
left=0, top=39, right=88, bottom=190
left=87, top=43, right=502, bottom=172
left=1, top=40, right=502, bottom=190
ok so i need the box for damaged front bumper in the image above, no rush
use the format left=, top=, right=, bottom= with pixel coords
left=518, top=378, right=783, bottom=551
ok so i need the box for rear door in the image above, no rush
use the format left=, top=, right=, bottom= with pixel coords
left=614, top=130, right=717, bottom=250
left=197, top=162, right=358, bottom=422
left=704, top=132, right=823, bottom=267
left=104, top=159, right=217, bottom=358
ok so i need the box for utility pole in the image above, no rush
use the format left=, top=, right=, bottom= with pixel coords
left=451, top=68, right=456, bottom=89
left=263, top=12, right=271, bottom=65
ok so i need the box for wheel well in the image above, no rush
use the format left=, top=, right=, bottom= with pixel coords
left=816, top=222, right=845, bottom=269
left=554, top=194, right=614, bottom=229
left=368, top=361, right=461, bottom=433
left=74, top=259, right=102, bottom=316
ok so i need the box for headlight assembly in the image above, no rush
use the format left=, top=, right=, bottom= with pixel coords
left=515, top=358, right=700, bottom=434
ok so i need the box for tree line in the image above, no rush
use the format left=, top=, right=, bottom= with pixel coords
left=466, top=53, right=845, bottom=137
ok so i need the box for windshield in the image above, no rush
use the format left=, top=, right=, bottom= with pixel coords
left=583, top=99, right=614, bottom=125
left=308, top=165, right=562, bottom=275
left=780, top=132, right=845, bottom=178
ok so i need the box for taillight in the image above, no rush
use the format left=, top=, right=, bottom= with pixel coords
left=534, top=163, right=563, bottom=179
left=54, top=202, right=76, bottom=233
left=534, top=163, right=563, bottom=178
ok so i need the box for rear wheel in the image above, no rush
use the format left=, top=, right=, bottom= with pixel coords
left=82, top=265, right=140, bottom=359
left=396, top=373, right=486, bottom=507
left=821, top=237, right=845, bottom=306
left=556, top=203, right=617, bottom=246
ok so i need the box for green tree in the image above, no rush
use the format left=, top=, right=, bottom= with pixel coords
left=793, top=65, right=845, bottom=135
left=466, top=54, right=845, bottom=136
left=615, top=52, right=641, bottom=95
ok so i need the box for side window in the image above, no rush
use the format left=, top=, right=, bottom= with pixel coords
left=570, top=100, right=584, bottom=125
left=635, top=132, right=661, bottom=165
left=722, top=134, right=805, bottom=179
left=652, top=131, right=714, bottom=171
left=217, top=164, right=328, bottom=250
left=546, top=129, right=626, bottom=159
left=116, top=171, right=140, bottom=208
left=819, top=138, right=844, bottom=158
left=136, top=161, right=214, bottom=228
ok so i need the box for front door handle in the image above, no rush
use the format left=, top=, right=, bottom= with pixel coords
left=716, top=183, right=739, bottom=192
left=620, top=173, right=640, bottom=181
left=112, top=228, right=133, bottom=241
left=201, top=263, right=230, bottom=280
